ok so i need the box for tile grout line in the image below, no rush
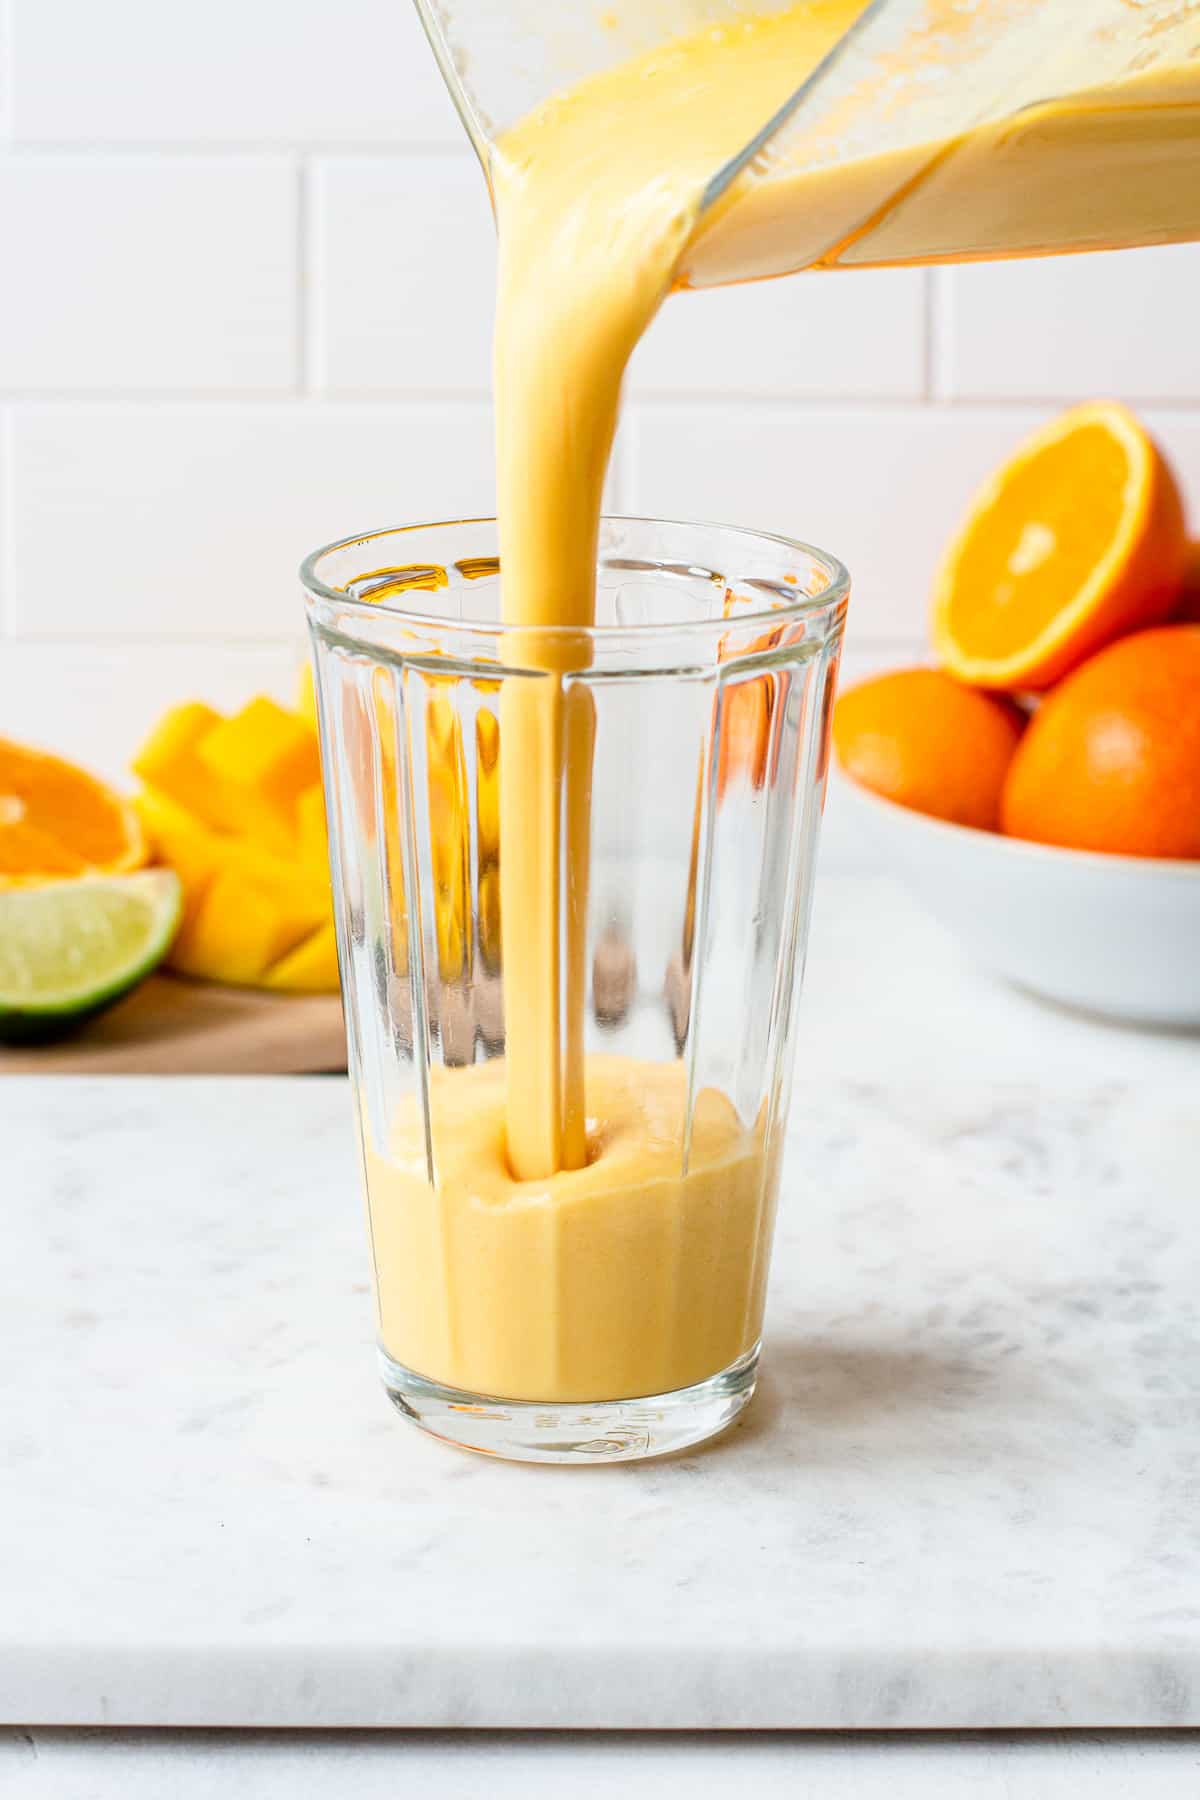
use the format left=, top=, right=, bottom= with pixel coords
left=0, top=388, right=1197, bottom=411
left=0, top=389, right=497, bottom=406
left=3, top=635, right=307, bottom=654
left=614, top=393, right=1200, bottom=414
left=0, top=139, right=473, bottom=158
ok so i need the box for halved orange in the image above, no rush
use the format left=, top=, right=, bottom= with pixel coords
left=932, top=403, right=1187, bottom=691
left=0, top=738, right=146, bottom=885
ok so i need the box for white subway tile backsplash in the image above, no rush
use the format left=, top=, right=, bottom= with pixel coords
left=939, top=244, right=1200, bottom=402
left=0, top=2, right=10, bottom=141
left=629, top=403, right=1060, bottom=642
left=0, top=644, right=302, bottom=785
left=11, top=0, right=461, bottom=145
left=311, top=156, right=495, bottom=394
left=0, top=157, right=296, bottom=392
left=0, top=409, right=7, bottom=630
left=631, top=269, right=927, bottom=399
left=9, top=403, right=495, bottom=639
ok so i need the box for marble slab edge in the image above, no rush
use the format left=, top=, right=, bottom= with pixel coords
left=4, top=1643, right=1200, bottom=1729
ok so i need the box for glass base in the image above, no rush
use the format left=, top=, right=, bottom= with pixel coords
left=378, top=1343, right=760, bottom=1464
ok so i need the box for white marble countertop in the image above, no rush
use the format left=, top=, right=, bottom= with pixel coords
left=2, top=876, right=1199, bottom=1733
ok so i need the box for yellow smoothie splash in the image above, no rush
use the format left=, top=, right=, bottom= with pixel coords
left=371, top=1, right=1200, bottom=1403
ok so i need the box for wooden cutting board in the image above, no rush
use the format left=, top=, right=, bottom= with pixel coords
left=0, top=975, right=347, bottom=1075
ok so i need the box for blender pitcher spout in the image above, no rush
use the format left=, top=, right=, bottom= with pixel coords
left=411, top=0, right=884, bottom=201
left=413, top=0, right=1200, bottom=277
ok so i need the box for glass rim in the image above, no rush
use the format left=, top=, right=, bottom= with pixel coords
left=299, top=514, right=850, bottom=643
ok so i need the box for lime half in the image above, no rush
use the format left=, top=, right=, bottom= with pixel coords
left=0, top=869, right=182, bottom=1045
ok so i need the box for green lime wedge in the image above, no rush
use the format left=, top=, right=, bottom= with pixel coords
left=0, top=869, right=182, bottom=1045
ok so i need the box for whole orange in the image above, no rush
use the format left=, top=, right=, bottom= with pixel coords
left=1001, top=625, right=1200, bottom=859
left=833, top=667, right=1024, bottom=831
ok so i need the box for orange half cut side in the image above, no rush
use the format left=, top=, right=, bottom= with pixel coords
left=0, top=738, right=146, bottom=886
left=932, top=402, right=1186, bottom=691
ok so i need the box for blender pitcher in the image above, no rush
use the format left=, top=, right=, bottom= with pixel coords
left=414, top=0, right=1200, bottom=278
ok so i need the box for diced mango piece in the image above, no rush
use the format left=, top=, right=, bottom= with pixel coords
left=365, top=673, right=409, bottom=980
left=201, top=697, right=320, bottom=810
left=133, top=701, right=221, bottom=773
left=134, top=787, right=222, bottom=885
left=296, top=661, right=318, bottom=728
left=198, top=697, right=321, bottom=848
left=168, top=866, right=322, bottom=987
left=426, top=691, right=470, bottom=980
left=263, top=922, right=341, bottom=993
left=138, top=782, right=330, bottom=911
left=131, top=687, right=338, bottom=989
left=475, top=707, right=501, bottom=969
left=296, top=783, right=329, bottom=877
left=240, top=849, right=330, bottom=933
left=475, top=707, right=500, bottom=857
left=131, top=702, right=230, bottom=832
left=478, top=864, right=501, bottom=973
left=230, top=835, right=329, bottom=919
left=134, top=788, right=223, bottom=928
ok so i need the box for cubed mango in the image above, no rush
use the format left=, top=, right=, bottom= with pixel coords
left=134, top=788, right=222, bottom=927
left=131, top=702, right=230, bottom=832
left=263, top=922, right=341, bottom=993
left=201, top=696, right=320, bottom=811
left=168, top=866, right=322, bottom=987
left=296, top=662, right=318, bottom=728
left=198, top=697, right=321, bottom=849
left=133, top=688, right=339, bottom=989
left=296, top=784, right=329, bottom=877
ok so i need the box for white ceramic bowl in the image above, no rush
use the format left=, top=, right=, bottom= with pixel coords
left=835, top=773, right=1200, bottom=1027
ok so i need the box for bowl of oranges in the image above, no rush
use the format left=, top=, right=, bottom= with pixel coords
left=833, top=401, right=1200, bottom=1027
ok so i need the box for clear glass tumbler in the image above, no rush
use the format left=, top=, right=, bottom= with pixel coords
left=302, top=517, right=848, bottom=1463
